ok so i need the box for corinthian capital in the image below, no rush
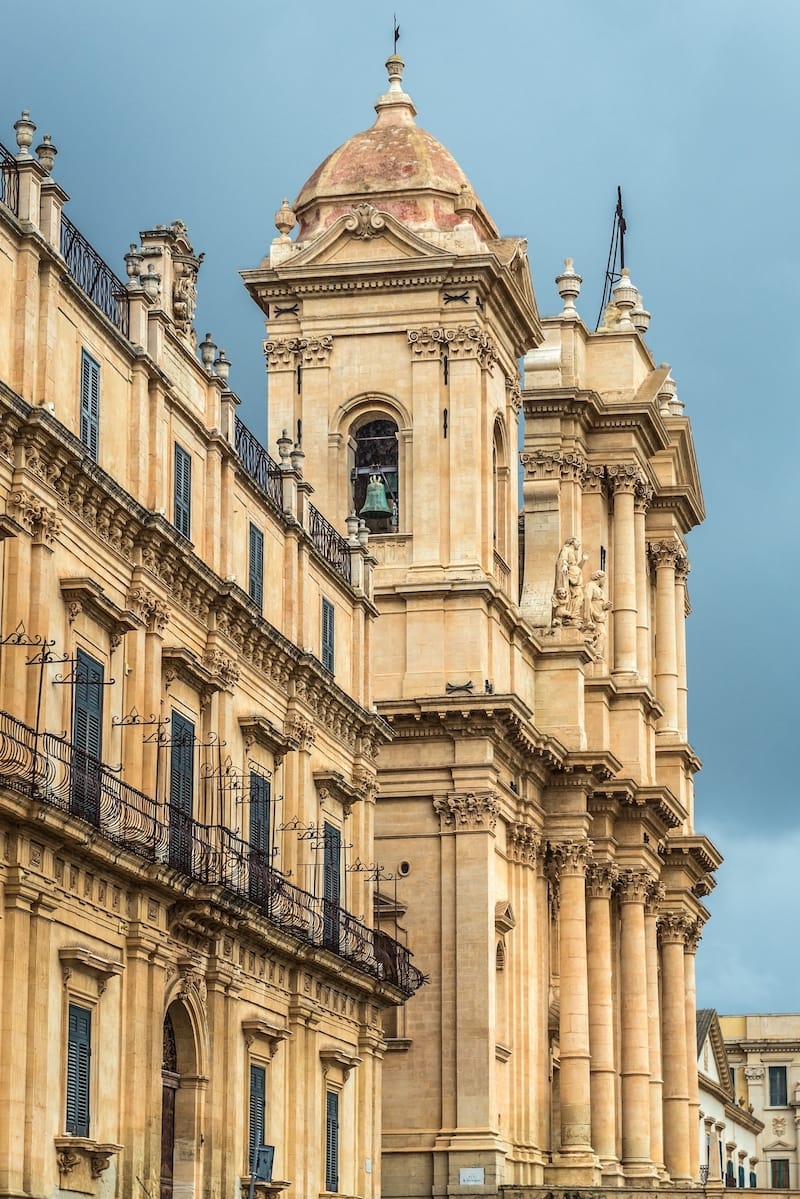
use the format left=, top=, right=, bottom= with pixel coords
left=508, top=821, right=544, bottom=866
left=548, top=838, right=592, bottom=877
left=606, top=462, right=644, bottom=495
left=519, top=450, right=587, bottom=483
left=648, top=539, right=683, bottom=569
left=657, top=909, right=693, bottom=945
left=433, top=791, right=500, bottom=831
left=586, top=860, right=618, bottom=898
left=617, top=868, right=655, bottom=903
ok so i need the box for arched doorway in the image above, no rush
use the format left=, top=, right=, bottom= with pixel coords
left=160, top=1001, right=202, bottom=1199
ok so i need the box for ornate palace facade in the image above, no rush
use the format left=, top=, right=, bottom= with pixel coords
left=0, top=112, right=423, bottom=1199
left=1, top=50, right=720, bottom=1199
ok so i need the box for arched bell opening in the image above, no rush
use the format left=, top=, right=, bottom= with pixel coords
left=351, top=417, right=399, bottom=533
left=160, top=1000, right=203, bottom=1199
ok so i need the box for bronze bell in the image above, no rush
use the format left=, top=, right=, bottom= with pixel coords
left=359, top=474, right=392, bottom=519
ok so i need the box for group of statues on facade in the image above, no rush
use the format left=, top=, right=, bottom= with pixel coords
left=551, top=537, right=611, bottom=659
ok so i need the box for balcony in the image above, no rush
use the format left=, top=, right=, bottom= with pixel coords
left=0, top=709, right=424, bottom=997
left=59, top=213, right=130, bottom=338
left=0, top=142, right=19, bottom=215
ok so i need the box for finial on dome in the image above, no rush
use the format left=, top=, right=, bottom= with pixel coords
left=274, top=198, right=296, bottom=238
left=555, top=258, right=582, bottom=320
left=375, top=54, right=417, bottom=123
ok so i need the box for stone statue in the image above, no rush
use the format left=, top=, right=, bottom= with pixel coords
left=553, top=538, right=588, bottom=626
left=583, top=570, right=611, bottom=658
left=551, top=588, right=569, bottom=627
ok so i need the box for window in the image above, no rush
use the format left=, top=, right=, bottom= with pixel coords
left=169, top=712, right=194, bottom=871
left=248, top=773, right=271, bottom=905
left=352, top=417, right=399, bottom=532
left=248, top=523, right=264, bottom=609
left=248, top=1063, right=266, bottom=1170
left=325, top=1090, right=339, bottom=1192
left=174, top=443, right=192, bottom=538
left=321, top=598, right=335, bottom=674
left=771, top=1159, right=790, bottom=1188
left=769, top=1065, right=788, bottom=1106
left=322, top=822, right=341, bottom=951
left=66, top=1003, right=91, bottom=1136
left=72, top=648, right=104, bottom=824
left=80, top=350, right=100, bottom=461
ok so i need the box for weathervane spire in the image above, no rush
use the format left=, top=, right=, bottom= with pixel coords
left=393, top=14, right=400, bottom=53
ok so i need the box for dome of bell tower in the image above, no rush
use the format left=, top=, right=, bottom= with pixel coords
left=293, top=56, right=499, bottom=243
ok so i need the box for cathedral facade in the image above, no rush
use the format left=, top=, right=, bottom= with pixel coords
left=0, top=52, right=718, bottom=1199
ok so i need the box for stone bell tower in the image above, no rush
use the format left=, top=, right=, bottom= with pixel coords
left=243, top=55, right=720, bottom=1199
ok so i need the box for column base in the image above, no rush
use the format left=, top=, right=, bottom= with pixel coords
left=545, top=1151, right=601, bottom=1186
left=622, top=1160, right=661, bottom=1185
left=599, top=1158, right=626, bottom=1186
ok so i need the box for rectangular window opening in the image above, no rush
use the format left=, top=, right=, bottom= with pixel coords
left=769, top=1065, right=788, bottom=1107
left=248, top=1062, right=267, bottom=1171
left=249, top=523, right=264, bottom=609
left=174, top=443, right=192, bottom=539
left=169, top=712, right=195, bottom=872
left=80, top=350, right=100, bottom=461
left=321, top=598, right=335, bottom=674
left=72, top=647, right=104, bottom=824
left=325, top=1090, right=339, bottom=1193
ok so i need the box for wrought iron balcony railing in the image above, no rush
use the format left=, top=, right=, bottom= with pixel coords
left=0, top=708, right=424, bottom=996
left=0, top=142, right=19, bottom=215
left=60, top=212, right=130, bottom=338
left=234, top=417, right=352, bottom=586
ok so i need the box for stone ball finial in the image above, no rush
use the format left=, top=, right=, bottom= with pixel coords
left=35, top=133, right=57, bottom=174
left=555, top=257, right=582, bottom=319
left=631, top=291, right=651, bottom=334
left=14, top=110, right=36, bottom=158
left=274, top=198, right=296, bottom=238
left=612, top=267, right=638, bottom=328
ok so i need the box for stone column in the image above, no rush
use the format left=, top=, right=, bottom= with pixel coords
left=675, top=553, right=691, bottom=741
left=0, top=877, right=38, bottom=1195
left=634, top=480, right=653, bottom=682
left=659, top=911, right=692, bottom=1182
left=645, top=884, right=666, bottom=1174
left=684, top=920, right=703, bottom=1181
left=550, top=840, right=595, bottom=1165
left=586, top=862, right=619, bottom=1173
left=649, top=540, right=681, bottom=734
left=618, top=870, right=653, bottom=1175
left=608, top=465, right=640, bottom=677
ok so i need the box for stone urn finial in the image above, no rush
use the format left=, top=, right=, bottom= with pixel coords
left=555, top=257, right=582, bottom=320
left=612, top=267, right=638, bottom=329
left=198, top=332, right=217, bottom=371
left=14, top=110, right=36, bottom=159
left=274, top=198, right=296, bottom=238
left=631, top=291, right=651, bottom=333
left=386, top=54, right=405, bottom=90
left=213, top=350, right=231, bottom=382
left=124, top=244, right=144, bottom=285
left=35, top=134, right=57, bottom=173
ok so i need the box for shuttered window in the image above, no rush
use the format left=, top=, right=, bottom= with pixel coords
left=169, top=712, right=194, bottom=871
left=80, top=351, right=100, bottom=461
left=66, top=1003, right=91, bottom=1136
left=248, top=1063, right=266, bottom=1168
left=323, top=822, right=341, bottom=951
left=174, top=443, right=192, bottom=538
left=321, top=598, right=335, bottom=674
left=248, top=773, right=271, bottom=905
left=249, top=523, right=264, bottom=609
left=72, top=648, right=103, bottom=824
left=325, top=1090, right=339, bottom=1193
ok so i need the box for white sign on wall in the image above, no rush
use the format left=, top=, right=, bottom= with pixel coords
left=459, top=1168, right=485, bottom=1185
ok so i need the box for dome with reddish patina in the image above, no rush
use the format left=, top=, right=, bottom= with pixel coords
left=294, top=57, right=498, bottom=243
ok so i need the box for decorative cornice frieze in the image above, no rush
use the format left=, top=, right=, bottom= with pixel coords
left=519, top=450, right=588, bottom=483
left=586, top=860, right=619, bottom=899
left=433, top=791, right=500, bottom=831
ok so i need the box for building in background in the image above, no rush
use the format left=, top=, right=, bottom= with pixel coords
left=1, top=47, right=726, bottom=1199
left=721, top=1014, right=800, bottom=1190
left=243, top=55, right=720, bottom=1197
left=0, top=111, right=423, bottom=1199
left=697, top=1009, right=762, bottom=1188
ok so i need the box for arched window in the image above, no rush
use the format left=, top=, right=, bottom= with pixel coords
left=492, top=418, right=508, bottom=559
left=352, top=418, right=399, bottom=533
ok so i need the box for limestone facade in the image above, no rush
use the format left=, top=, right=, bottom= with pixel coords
left=697, top=1009, right=762, bottom=1188
left=0, top=114, right=423, bottom=1199
left=721, top=1014, right=800, bottom=1189
left=242, top=57, right=722, bottom=1197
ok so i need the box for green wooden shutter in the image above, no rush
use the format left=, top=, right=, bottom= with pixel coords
left=72, top=648, right=103, bottom=823
left=323, top=822, right=341, bottom=951
left=249, top=523, right=264, bottom=609
left=249, top=774, right=270, bottom=855
left=169, top=712, right=194, bottom=871
left=325, top=1090, right=339, bottom=1192
left=322, top=598, right=335, bottom=673
left=174, top=444, right=192, bottom=538
left=80, top=351, right=100, bottom=461
left=66, top=1004, right=91, bottom=1136
left=248, top=1063, right=266, bottom=1167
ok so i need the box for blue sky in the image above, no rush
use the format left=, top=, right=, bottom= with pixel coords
left=4, top=0, right=798, bottom=1012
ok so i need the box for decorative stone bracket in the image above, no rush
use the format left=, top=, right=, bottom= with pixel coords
left=242, top=1018, right=291, bottom=1057
left=320, top=1046, right=361, bottom=1083
left=59, top=945, right=124, bottom=996
left=60, top=577, right=142, bottom=651
left=239, top=715, right=299, bottom=767
left=54, top=1137, right=122, bottom=1181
